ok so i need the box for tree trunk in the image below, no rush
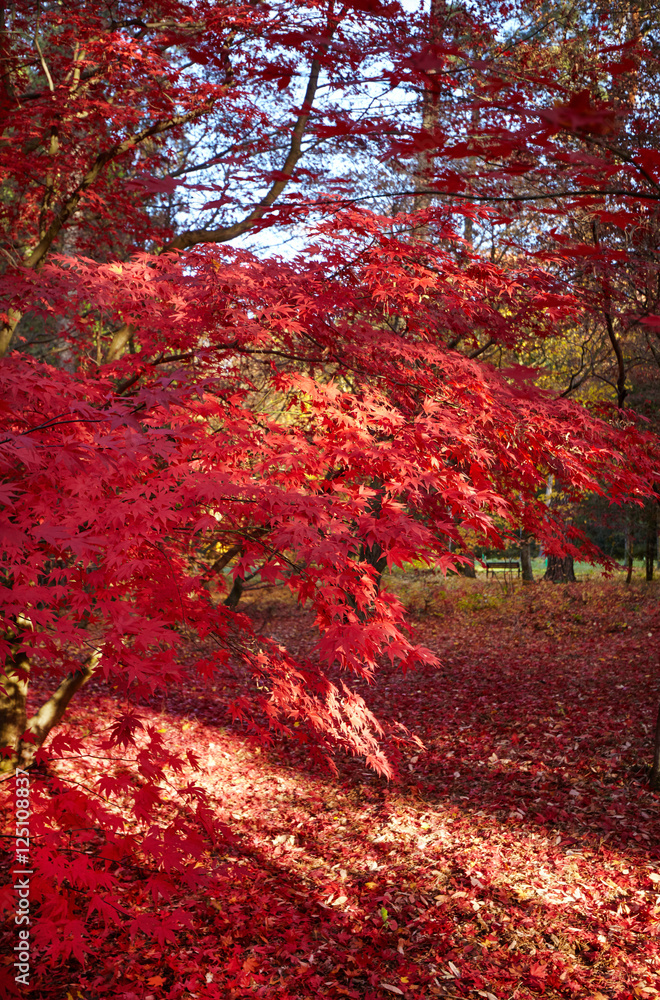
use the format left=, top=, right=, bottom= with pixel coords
left=651, top=700, right=660, bottom=791
left=359, top=480, right=388, bottom=590
left=543, top=554, right=576, bottom=583
left=458, top=557, right=476, bottom=578
left=224, top=575, right=244, bottom=609
left=413, top=0, right=443, bottom=223
left=0, top=650, right=29, bottom=774
left=625, top=506, right=634, bottom=584
left=538, top=475, right=554, bottom=560
left=0, top=311, right=20, bottom=356
left=520, top=537, right=534, bottom=583
left=1, top=646, right=99, bottom=777
left=646, top=499, right=658, bottom=582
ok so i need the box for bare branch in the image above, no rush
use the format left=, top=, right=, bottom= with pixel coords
left=24, top=103, right=215, bottom=272
left=164, top=13, right=343, bottom=253
left=34, top=36, right=55, bottom=93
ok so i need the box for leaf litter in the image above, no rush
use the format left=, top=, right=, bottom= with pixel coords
left=2, top=575, right=660, bottom=1000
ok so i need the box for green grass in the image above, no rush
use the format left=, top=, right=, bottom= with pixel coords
left=481, top=556, right=653, bottom=581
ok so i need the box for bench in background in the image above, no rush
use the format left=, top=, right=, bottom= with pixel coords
left=485, top=560, right=521, bottom=578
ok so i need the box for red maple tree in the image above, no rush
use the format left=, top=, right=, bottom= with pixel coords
left=1, top=0, right=659, bottom=988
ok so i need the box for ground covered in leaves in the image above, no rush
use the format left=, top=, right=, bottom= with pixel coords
left=3, top=576, right=660, bottom=1000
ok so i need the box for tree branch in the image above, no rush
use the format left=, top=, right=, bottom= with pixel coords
left=17, top=651, right=101, bottom=769
left=164, top=12, right=342, bottom=253
left=23, top=103, right=214, bottom=272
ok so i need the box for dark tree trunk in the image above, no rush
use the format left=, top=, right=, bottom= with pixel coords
left=543, top=554, right=576, bottom=583
left=361, top=540, right=388, bottom=587
left=520, top=538, right=534, bottom=583
left=625, top=507, right=634, bottom=584
left=646, top=500, right=658, bottom=582
left=358, top=480, right=388, bottom=591
left=651, top=701, right=660, bottom=791
left=458, top=556, right=476, bottom=578
left=224, top=575, right=244, bottom=609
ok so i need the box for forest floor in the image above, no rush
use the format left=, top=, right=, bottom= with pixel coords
left=3, top=574, right=660, bottom=1000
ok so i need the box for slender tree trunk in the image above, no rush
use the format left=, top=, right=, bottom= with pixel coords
left=224, top=575, right=244, bottom=609
left=543, top=554, right=576, bottom=583
left=646, top=499, right=658, bottom=582
left=520, top=537, right=534, bottom=583
left=651, top=700, right=660, bottom=791
left=205, top=528, right=270, bottom=609
left=413, top=0, right=442, bottom=222
left=544, top=475, right=554, bottom=504
left=359, top=480, right=388, bottom=590
left=538, top=475, right=554, bottom=560
left=626, top=507, right=634, bottom=584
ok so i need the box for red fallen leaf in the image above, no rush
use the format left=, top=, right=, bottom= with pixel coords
left=147, top=975, right=166, bottom=987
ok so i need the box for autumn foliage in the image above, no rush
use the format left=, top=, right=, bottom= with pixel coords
left=1, top=0, right=660, bottom=995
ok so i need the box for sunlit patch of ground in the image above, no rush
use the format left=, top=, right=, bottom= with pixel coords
left=2, top=576, right=660, bottom=999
